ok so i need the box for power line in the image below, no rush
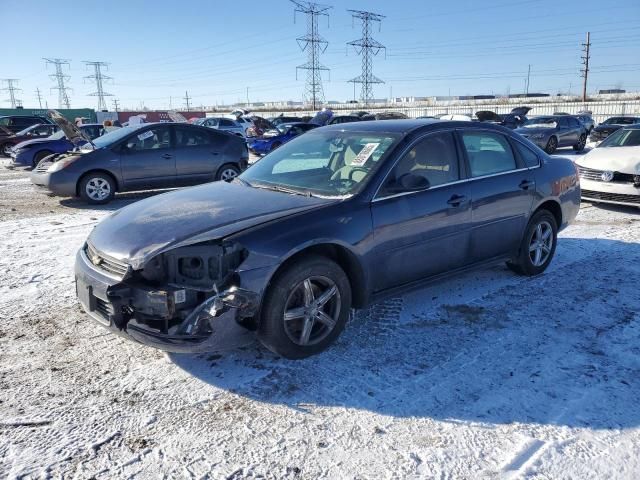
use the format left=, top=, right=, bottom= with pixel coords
left=291, top=0, right=332, bottom=110
left=35, top=87, right=43, bottom=108
left=44, top=58, right=72, bottom=109
left=581, top=32, right=591, bottom=102
left=1, top=79, right=22, bottom=108
left=347, top=9, right=386, bottom=104
left=83, top=61, right=113, bottom=111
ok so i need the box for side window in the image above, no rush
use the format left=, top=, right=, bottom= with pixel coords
left=558, top=118, right=569, bottom=128
left=219, top=119, right=234, bottom=127
left=125, top=127, right=171, bottom=151
left=570, top=118, right=582, bottom=128
left=512, top=140, right=540, bottom=168
left=461, top=131, right=517, bottom=177
left=380, top=132, right=460, bottom=195
left=175, top=127, right=213, bottom=147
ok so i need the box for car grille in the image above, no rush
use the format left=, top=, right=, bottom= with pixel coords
left=35, top=160, right=54, bottom=172
left=582, top=189, right=640, bottom=205
left=577, top=165, right=635, bottom=183
left=85, top=243, right=130, bottom=279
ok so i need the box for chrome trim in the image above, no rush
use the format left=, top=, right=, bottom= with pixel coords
left=582, top=196, right=640, bottom=208
left=373, top=167, right=533, bottom=203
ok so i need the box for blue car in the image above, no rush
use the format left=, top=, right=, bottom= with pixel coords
left=248, top=122, right=317, bottom=155
left=10, top=124, right=103, bottom=168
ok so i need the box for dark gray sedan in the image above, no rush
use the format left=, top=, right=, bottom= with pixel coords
left=74, top=120, right=580, bottom=358
left=514, top=115, right=587, bottom=154
left=30, top=111, right=248, bottom=204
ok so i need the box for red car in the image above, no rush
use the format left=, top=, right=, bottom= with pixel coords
left=1, top=123, right=59, bottom=156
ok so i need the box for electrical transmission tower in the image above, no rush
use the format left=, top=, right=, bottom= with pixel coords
left=291, top=0, right=332, bottom=110
left=580, top=32, right=591, bottom=102
left=183, top=91, right=192, bottom=111
left=347, top=10, right=386, bottom=105
left=83, top=61, right=113, bottom=110
left=44, top=58, right=72, bottom=109
left=35, top=88, right=44, bottom=108
left=1, top=79, right=22, bottom=108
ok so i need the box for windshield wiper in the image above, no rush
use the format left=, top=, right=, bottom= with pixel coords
left=251, top=182, right=312, bottom=197
left=233, top=176, right=252, bottom=187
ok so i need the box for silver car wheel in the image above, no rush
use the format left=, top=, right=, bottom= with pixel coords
left=86, top=178, right=111, bottom=201
left=529, top=220, right=553, bottom=267
left=283, top=276, right=341, bottom=346
left=220, top=168, right=238, bottom=181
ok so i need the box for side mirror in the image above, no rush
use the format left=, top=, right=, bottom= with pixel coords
left=387, top=173, right=430, bottom=193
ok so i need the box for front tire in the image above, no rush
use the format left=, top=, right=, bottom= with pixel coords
left=544, top=136, right=558, bottom=154
left=1, top=142, right=13, bottom=157
left=32, top=150, right=53, bottom=169
left=258, top=255, right=352, bottom=359
left=79, top=173, right=116, bottom=204
left=507, top=210, right=558, bottom=276
left=573, top=133, right=587, bottom=152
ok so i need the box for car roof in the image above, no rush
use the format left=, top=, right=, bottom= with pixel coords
left=280, top=122, right=309, bottom=127
left=320, top=119, right=443, bottom=134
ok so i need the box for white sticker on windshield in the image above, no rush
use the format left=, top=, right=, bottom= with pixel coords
left=350, top=143, right=379, bottom=166
left=137, top=130, right=154, bottom=141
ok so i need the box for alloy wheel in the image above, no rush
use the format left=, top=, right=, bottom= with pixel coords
left=283, top=275, right=341, bottom=346
left=86, top=178, right=111, bottom=201
left=220, top=168, right=238, bottom=181
left=529, top=220, right=553, bottom=267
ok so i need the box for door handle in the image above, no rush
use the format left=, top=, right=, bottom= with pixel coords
left=162, top=153, right=173, bottom=159
left=447, top=194, right=468, bottom=207
left=211, top=152, right=219, bottom=155
left=519, top=180, right=535, bottom=190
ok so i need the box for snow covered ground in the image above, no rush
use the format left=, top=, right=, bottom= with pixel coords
left=1, top=155, right=640, bottom=479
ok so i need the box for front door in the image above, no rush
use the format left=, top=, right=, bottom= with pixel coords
left=371, top=131, right=472, bottom=292
left=119, top=125, right=176, bottom=190
left=458, top=129, right=534, bottom=261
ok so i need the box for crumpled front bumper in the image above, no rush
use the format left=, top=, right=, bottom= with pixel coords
left=74, top=248, right=259, bottom=353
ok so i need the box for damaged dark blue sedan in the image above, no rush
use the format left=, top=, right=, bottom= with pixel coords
left=75, top=120, right=580, bottom=359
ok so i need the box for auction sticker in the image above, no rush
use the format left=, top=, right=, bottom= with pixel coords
left=351, top=143, right=379, bottom=166
left=137, top=130, right=155, bottom=141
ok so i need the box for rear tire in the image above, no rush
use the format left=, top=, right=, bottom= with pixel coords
left=32, top=150, right=53, bottom=169
left=507, top=210, right=558, bottom=276
left=544, top=136, right=558, bottom=154
left=79, top=172, right=116, bottom=204
left=573, top=133, right=587, bottom=152
left=216, top=163, right=240, bottom=182
left=1, top=142, right=13, bottom=157
left=258, top=255, right=352, bottom=359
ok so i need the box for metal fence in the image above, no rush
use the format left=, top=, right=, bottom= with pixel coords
left=251, top=100, right=640, bottom=124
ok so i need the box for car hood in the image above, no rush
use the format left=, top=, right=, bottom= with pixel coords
left=88, top=181, right=333, bottom=268
left=511, top=106, right=531, bottom=115
left=577, top=147, right=640, bottom=174
left=47, top=109, right=94, bottom=147
left=514, top=127, right=552, bottom=135
left=0, top=126, right=12, bottom=136
left=593, top=124, right=623, bottom=132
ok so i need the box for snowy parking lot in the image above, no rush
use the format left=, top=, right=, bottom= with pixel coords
left=1, top=153, right=639, bottom=479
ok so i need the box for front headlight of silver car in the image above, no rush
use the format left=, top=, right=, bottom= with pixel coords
left=47, top=156, right=79, bottom=172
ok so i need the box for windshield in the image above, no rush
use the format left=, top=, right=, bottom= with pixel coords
left=602, top=117, right=638, bottom=125
left=15, top=124, right=39, bottom=136
left=276, top=125, right=290, bottom=134
left=598, top=128, right=640, bottom=148
left=91, top=126, right=138, bottom=148
left=239, top=130, right=400, bottom=197
left=523, top=117, right=557, bottom=128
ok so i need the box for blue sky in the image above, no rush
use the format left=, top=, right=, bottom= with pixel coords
left=3, top=0, right=639, bottom=110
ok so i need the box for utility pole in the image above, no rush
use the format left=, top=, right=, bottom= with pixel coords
left=44, top=58, right=72, bottom=109
left=112, top=98, right=120, bottom=112
left=83, top=61, right=113, bottom=110
left=35, top=87, right=43, bottom=108
left=246, top=86, right=250, bottom=107
left=525, top=64, right=531, bottom=96
left=291, top=0, right=332, bottom=110
left=1, top=79, right=22, bottom=108
left=580, top=32, right=591, bottom=102
left=347, top=9, right=386, bottom=105
left=183, top=91, right=191, bottom=111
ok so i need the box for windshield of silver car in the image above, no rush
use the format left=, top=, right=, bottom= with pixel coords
left=239, top=130, right=400, bottom=197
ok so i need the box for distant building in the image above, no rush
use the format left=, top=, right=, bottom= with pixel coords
left=599, top=89, right=626, bottom=94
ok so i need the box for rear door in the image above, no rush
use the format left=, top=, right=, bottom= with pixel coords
left=458, top=129, right=534, bottom=262
left=556, top=117, right=575, bottom=146
left=119, top=125, right=176, bottom=190
left=371, top=131, right=472, bottom=291
left=174, top=126, right=228, bottom=186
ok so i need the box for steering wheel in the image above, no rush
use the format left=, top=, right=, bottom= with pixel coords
left=347, top=167, right=369, bottom=181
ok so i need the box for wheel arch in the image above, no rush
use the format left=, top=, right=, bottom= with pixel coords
left=76, top=169, right=120, bottom=196
left=264, top=242, right=368, bottom=310
left=533, top=199, right=562, bottom=228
